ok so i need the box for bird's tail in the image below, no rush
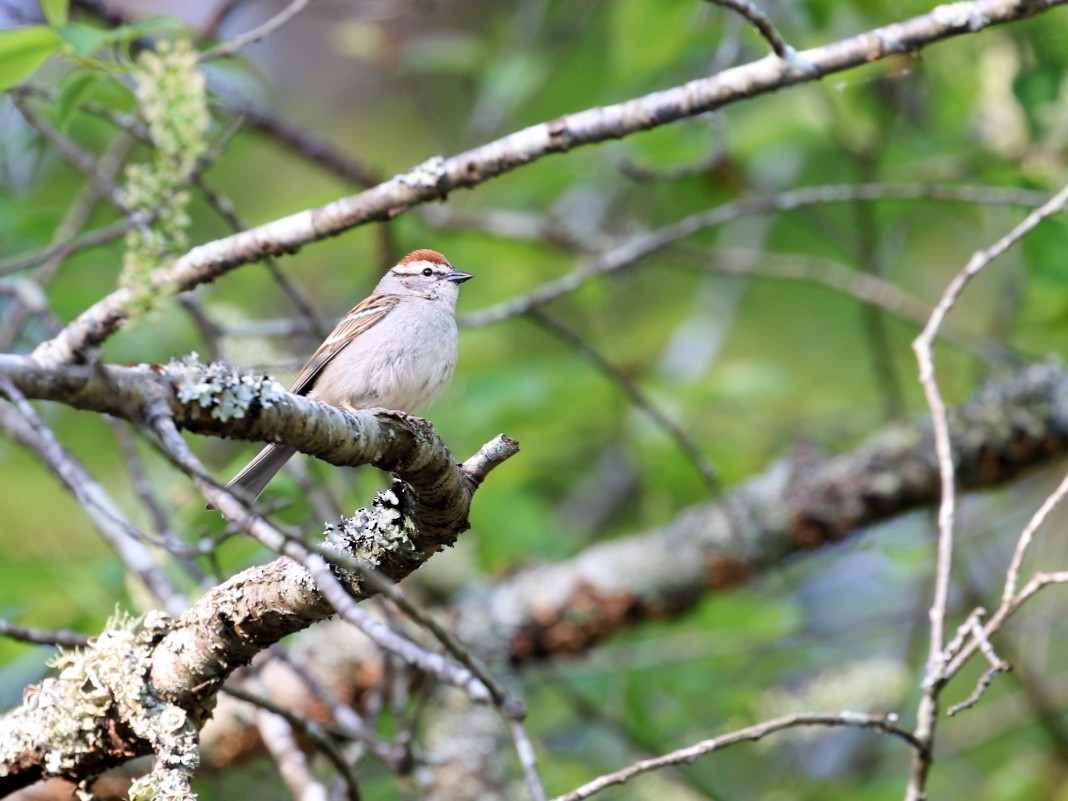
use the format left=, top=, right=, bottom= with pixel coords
left=205, top=443, right=297, bottom=511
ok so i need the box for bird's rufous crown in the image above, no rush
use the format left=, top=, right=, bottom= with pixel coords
left=399, top=249, right=449, bottom=265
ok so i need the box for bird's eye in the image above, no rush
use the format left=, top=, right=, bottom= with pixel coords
left=422, top=267, right=434, bottom=276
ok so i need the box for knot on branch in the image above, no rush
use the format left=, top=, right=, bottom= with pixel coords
left=398, top=155, right=448, bottom=195
left=166, top=353, right=285, bottom=422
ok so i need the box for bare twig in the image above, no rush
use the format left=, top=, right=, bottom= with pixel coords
left=943, top=607, right=986, bottom=662
left=195, top=0, right=248, bottom=41
left=297, top=555, right=495, bottom=704
left=941, top=608, right=1010, bottom=716
left=944, top=572, right=1068, bottom=686
left=260, top=647, right=410, bottom=768
left=509, top=715, right=547, bottom=801
left=0, top=216, right=138, bottom=276
left=256, top=704, right=334, bottom=801
left=943, top=609, right=1012, bottom=716
left=462, top=182, right=1050, bottom=328
left=0, top=379, right=186, bottom=615
left=914, top=182, right=1068, bottom=668
left=0, top=117, right=243, bottom=279
left=1002, top=465, right=1068, bottom=602
left=110, top=418, right=204, bottom=580
left=462, top=433, right=523, bottom=487
left=200, top=0, right=313, bottom=61
left=0, top=619, right=90, bottom=648
left=553, top=711, right=919, bottom=801
left=466, top=0, right=550, bottom=139
left=226, top=99, right=380, bottom=187
left=947, top=663, right=1010, bottom=716
left=528, top=310, right=721, bottom=492
left=420, top=204, right=605, bottom=251
left=346, top=562, right=524, bottom=716
left=849, top=152, right=906, bottom=419
left=704, top=0, right=789, bottom=57
left=0, top=135, right=132, bottom=349
left=9, top=90, right=126, bottom=209
left=907, top=182, right=1068, bottom=800
left=690, top=247, right=1000, bottom=360
left=969, top=616, right=1007, bottom=670
left=196, top=176, right=330, bottom=340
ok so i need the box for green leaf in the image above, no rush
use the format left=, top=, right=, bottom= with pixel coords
left=41, top=0, right=69, bottom=27
left=57, top=23, right=113, bottom=58
left=105, top=15, right=186, bottom=43
left=58, top=17, right=185, bottom=58
left=55, top=68, right=103, bottom=130
left=0, top=26, right=62, bottom=90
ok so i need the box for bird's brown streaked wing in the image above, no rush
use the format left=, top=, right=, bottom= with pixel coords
left=289, top=294, right=400, bottom=396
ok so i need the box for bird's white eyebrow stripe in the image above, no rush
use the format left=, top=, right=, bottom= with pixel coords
left=393, top=259, right=452, bottom=274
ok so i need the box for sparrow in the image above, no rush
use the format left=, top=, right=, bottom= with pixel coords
left=213, top=249, right=472, bottom=506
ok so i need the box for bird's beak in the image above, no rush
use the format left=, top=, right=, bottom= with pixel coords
left=447, top=269, right=473, bottom=284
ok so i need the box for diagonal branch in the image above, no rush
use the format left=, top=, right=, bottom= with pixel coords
left=0, top=380, right=187, bottom=614
left=704, top=0, right=790, bottom=58
left=527, top=309, right=721, bottom=490
left=553, top=711, right=918, bottom=801
left=0, top=352, right=517, bottom=546
left=457, top=361, right=1068, bottom=666
left=31, top=0, right=1068, bottom=366
left=461, top=182, right=1051, bottom=328
left=200, top=0, right=313, bottom=61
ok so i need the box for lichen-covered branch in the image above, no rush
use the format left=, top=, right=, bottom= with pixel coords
left=0, top=353, right=517, bottom=793
left=118, top=358, right=1068, bottom=799
left=0, top=353, right=517, bottom=546
left=0, top=612, right=199, bottom=797
left=457, top=361, right=1068, bottom=664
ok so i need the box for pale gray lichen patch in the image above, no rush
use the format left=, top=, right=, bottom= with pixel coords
left=398, top=155, right=446, bottom=189
left=323, top=488, right=420, bottom=568
left=933, top=2, right=988, bottom=30
left=167, top=353, right=286, bottom=421
left=94, top=611, right=200, bottom=799
left=10, top=610, right=199, bottom=793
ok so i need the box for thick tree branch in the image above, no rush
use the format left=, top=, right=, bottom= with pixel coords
left=0, top=353, right=516, bottom=545
left=38, top=360, right=1066, bottom=793
left=456, top=361, right=1068, bottom=664
left=31, top=0, right=1067, bottom=366
left=0, top=354, right=516, bottom=794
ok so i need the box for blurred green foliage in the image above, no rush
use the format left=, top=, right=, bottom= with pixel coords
left=2, top=0, right=1068, bottom=798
